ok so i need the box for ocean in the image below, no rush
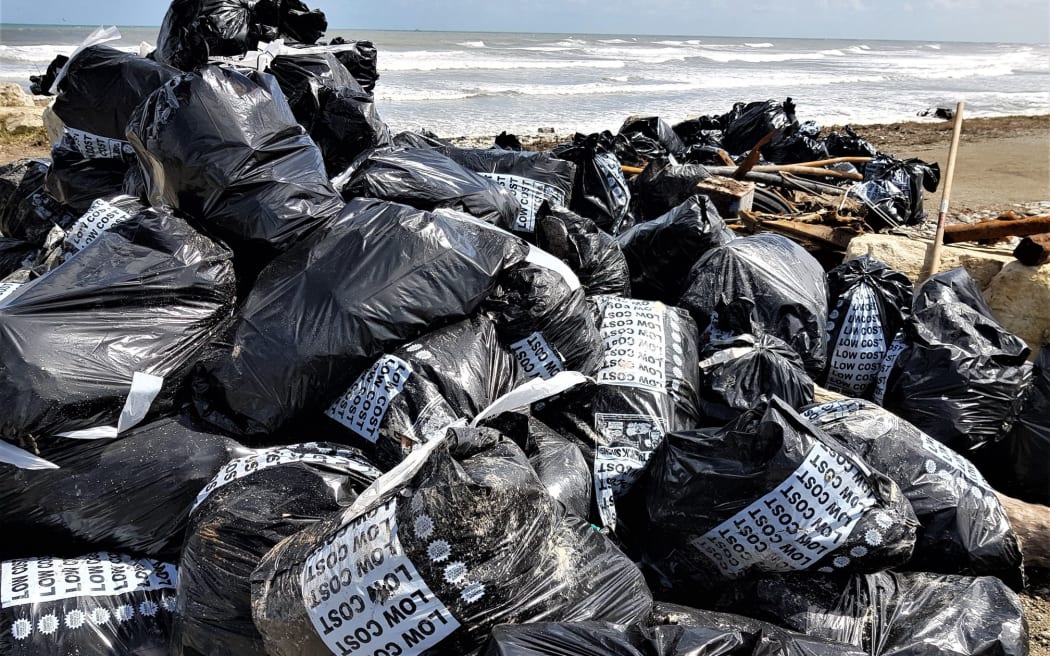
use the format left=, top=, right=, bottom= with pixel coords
left=1, top=25, right=1048, bottom=136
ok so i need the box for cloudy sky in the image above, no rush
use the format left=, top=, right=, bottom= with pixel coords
left=2, top=0, right=1047, bottom=43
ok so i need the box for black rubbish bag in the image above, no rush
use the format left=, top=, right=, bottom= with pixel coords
left=537, top=296, right=702, bottom=533
left=250, top=426, right=654, bottom=656
left=127, top=65, right=344, bottom=273
left=699, top=330, right=814, bottom=426
left=854, top=155, right=941, bottom=230
left=0, top=416, right=243, bottom=561
left=618, top=116, right=686, bottom=159
left=985, top=345, right=1050, bottom=505
left=802, top=399, right=1024, bottom=589
left=720, top=99, right=796, bottom=157
left=0, top=209, right=236, bottom=441
left=881, top=268, right=1031, bottom=452
left=552, top=132, right=633, bottom=234
left=322, top=315, right=522, bottom=470
left=52, top=45, right=180, bottom=141
left=0, top=553, right=178, bottom=656
left=485, top=248, right=604, bottom=380
left=628, top=159, right=711, bottom=222
left=267, top=51, right=391, bottom=176
left=719, top=571, right=1028, bottom=656
left=45, top=131, right=137, bottom=213
left=327, top=37, right=379, bottom=92
left=29, top=54, right=68, bottom=96
left=193, top=199, right=526, bottom=438
left=41, top=194, right=150, bottom=269
left=822, top=255, right=912, bottom=398
left=0, top=240, right=36, bottom=279
left=174, top=443, right=381, bottom=656
left=824, top=126, right=879, bottom=159
left=617, top=194, right=735, bottom=303
left=340, top=147, right=521, bottom=228
left=440, top=146, right=576, bottom=235
left=635, top=397, right=917, bottom=592
left=768, top=120, right=828, bottom=165
left=0, top=159, right=77, bottom=246
left=534, top=202, right=631, bottom=296
left=680, top=233, right=829, bottom=376
left=155, top=0, right=328, bottom=70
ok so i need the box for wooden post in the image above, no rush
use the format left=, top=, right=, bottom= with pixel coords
left=920, top=100, right=965, bottom=281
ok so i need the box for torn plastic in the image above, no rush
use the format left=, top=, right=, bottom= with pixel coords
left=174, top=443, right=380, bottom=656
left=0, top=553, right=177, bottom=656
left=881, top=268, right=1031, bottom=452
left=802, top=399, right=1024, bottom=589
left=617, top=194, right=735, bottom=302
left=680, top=233, right=829, bottom=376
left=535, top=202, right=631, bottom=296
left=719, top=571, right=1028, bottom=656
left=127, top=64, right=344, bottom=276
left=0, top=416, right=243, bottom=561
left=633, top=398, right=917, bottom=593
left=0, top=159, right=78, bottom=246
left=0, top=208, right=236, bottom=441
left=192, top=199, right=527, bottom=438
left=552, top=132, right=633, bottom=234
left=249, top=425, right=653, bottom=656
left=340, top=147, right=521, bottom=228
left=854, top=155, right=941, bottom=229
left=323, top=315, right=522, bottom=470
left=822, top=255, right=912, bottom=398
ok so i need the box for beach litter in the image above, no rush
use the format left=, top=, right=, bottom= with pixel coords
left=0, top=3, right=1047, bottom=655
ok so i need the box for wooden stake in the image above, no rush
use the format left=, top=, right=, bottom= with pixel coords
left=920, top=101, right=965, bottom=281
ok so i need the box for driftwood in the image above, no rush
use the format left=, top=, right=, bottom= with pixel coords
left=708, top=164, right=863, bottom=181
left=1014, top=233, right=1050, bottom=266
left=739, top=211, right=861, bottom=250
left=943, top=214, right=1050, bottom=244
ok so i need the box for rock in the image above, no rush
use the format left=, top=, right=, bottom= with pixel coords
left=42, top=103, right=64, bottom=144
left=984, top=261, right=1050, bottom=359
left=0, top=83, right=34, bottom=108
left=845, top=233, right=1013, bottom=289
left=0, top=106, right=45, bottom=135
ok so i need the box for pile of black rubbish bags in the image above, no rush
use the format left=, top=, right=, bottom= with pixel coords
left=0, top=2, right=1046, bottom=655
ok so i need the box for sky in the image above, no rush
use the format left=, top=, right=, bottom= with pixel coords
left=1, top=0, right=1047, bottom=43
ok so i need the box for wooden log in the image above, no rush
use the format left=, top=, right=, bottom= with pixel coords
left=1013, top=233, right=1050, bottom=266
left=996, top=493, right=1050, bottom=570
left=942, top=214, right=1050, bottom=244
left=788, top=156, right=873, bottom=168
left=706, top=165, right=863, bottom=181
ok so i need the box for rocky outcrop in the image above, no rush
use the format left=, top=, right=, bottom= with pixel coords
left=845, top=233, right=1014, bottom=288
left=984, top=261, right=1050, bottom=358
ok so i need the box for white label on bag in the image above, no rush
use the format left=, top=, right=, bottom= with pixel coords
left=0, top=282, right=22, bottom=305
left=593, top=152, right=631, bottom=223
left=511, top=331, right=564, bottom=380
left=64, top=198, right=135, bottom=252
left=594, top=413, right=666, bottom=530
left=326, top=356, right=413, bottom=443
left=916, top=431, right=988, bottom=489
left=192, top=445, right=381, bottom=513
left=691, top=442, right=877, bottom=577
left=301, top=498, right=460, bottom=656
left=57, top=372, right=164, bottom=440
left=65, top=128, right=133, bottom=160
left=825, top=286, right=887, bottom=396
left=478, top=172, right=566, bottom=233
left=1, top=553, right=176, bottom=608
left=872, top=332, right=907, bottom=405
left=596, top=297, right=667, bottom=394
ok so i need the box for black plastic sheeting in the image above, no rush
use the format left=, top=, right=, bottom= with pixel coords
left=719, top=571, right=1028, bottom=656
left=618, top=116, right=686, bottom=160
left=802, top=399, right=1024, bottom=589
left=720, top=99, right=796, bottom=157
left=0, top=209, right=236, bottom=440
left=822, top=255, right=912, bottom=399
left=53, top=45, right=180, bottom=141
left=985, top=345, right=1050, bottom=505
left=340, top=147, right=520, bottom=228
left=0, top=159, right=77, bottom=246
left=631, top=398, right=918, bottom=594
left=250, top=426, right=653, bottom=656
left=0, top=416, right=242, bottom=561
left=174, top=443, right=380, bottom=656
left=617, top=194, right=735, bottom=303
left=327, top=38, right=379, bottom=93
left=553, top=132, right=633, bottom=234
left=535, top=203, right=631, bottom=296
left=155, top=0, right=327, bottom=70
left=855, top=155, right=941, bottom=230
left=322, top=315, right=521, bottom=470
left=629, top=159, right=711, bottom=222
left=440, top=146, right=576, bottom=235
left=880, top=268, right=1031, bottom=453
left=267, top=51, right=391, bottom=176
left=127, top=65, right=344, bottom=274
left=193, top=199, right=526, bottom=438
left=0, top=553, right=178, bottom=656
left=680, top=233, right=829, bottom=376
left=0, top=240, right=36, bottom=279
